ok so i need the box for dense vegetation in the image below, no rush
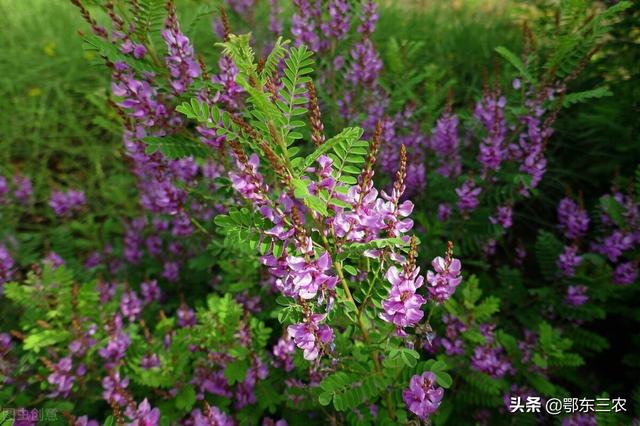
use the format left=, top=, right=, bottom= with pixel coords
left=0, top=0, right=638, bottom=425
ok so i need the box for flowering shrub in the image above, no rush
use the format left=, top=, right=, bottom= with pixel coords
left=0, top=0, right=638, bottom=425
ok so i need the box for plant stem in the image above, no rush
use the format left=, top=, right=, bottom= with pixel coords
left=334, top=261, right=396, bottom=420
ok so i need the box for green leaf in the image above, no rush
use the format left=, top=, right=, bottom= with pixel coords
left=528, top=374, right=556, bottom=397
left=535, top=231, right=563, bottom=281
left=224, top=359, right=250, bottom=385
left=23, top=330, right=70, bottom=353
left=495, top=46, right=535, bottom=83
left=563, top=87, right=612, bottom=107
left=318, top=392, right=332, bottom=406
left=143, top=135, right=210, bottom=159
left=319, top=372, right=387, bottom=412
left=134, top=0, right=166, bottom=40
left=292, top=178, right=329, bottom=216
left=341, top=237, right=408, bottom=259
left=277, top=45, right=314, bottom=146
left=83, top=34, right=155, bottom=74
left=474, top=296, right=500, bottom=321
left=434, top=371, right=453, bottom=389
left=213, top=208, right=268, bottom=253
left=430, top=360, right=447, bottom=372
left=175, top=385, right=197, bottom=412
left=388, top=347, right=420, bottom=368
left=600, top=195, right=625, bottom=228
left=301, top=127, right=363, bottom=171
left=343, top=264, right=358, bottom=276
left=461, top=275, right=482, bottom=307
left=176, top=98, right=211, bottom=122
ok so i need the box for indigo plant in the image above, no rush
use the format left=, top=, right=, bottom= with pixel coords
left=0, top=0, right=637, bottom=425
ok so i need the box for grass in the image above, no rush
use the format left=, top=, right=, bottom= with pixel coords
left=0, top=0, right=523, bottom=201
left=0, top=0, right=126, bottom=215
left=375, top=0, right=522, bottom=107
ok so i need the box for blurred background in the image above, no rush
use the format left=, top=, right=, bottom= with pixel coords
left=0, top=0, right=637, bottom=261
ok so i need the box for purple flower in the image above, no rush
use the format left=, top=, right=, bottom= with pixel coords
left=287, top=314, right=334, bottom=360
left=47, top=356, right=75, bottom=398
left=471, top=345, right=512, bottom=378
left=141, top=280, right=161, bottom=304
left=177, top=304, right=197, bottom=327
left=321, top=0, right=350, bottom=40
left=0, top=244, right=15, bottom=285
left=234, top=359, right=268, bottom=409
left=162, top=4, right=200, bottom=93
left=291, top=0, right=321, bottom=52
left=98, top=325, right=131, bottom=368
left=230, top=154, right=271, bottom=208
left=171, top=157, right=199, bottom=183
left=68, top=325, right=97, bottom=357
left=0, top=176, right=7, bottom=204
left=562, top=413, right=597, bottom=426
left=431, top=112, right=461, bottom=178
left=75, top=416, right=99, bottom=426
left=490, top=205, right=513, bottom=229
left=426, top=253, right=462, bottom=303
left=209, top=56, right=244, bottom=110
left=101, top=371, right=129, bottom=406
left=191, top=367, right=232, bottom=399
left=112, top=68, right=169, bottom=128
left=402, top=372, right=444, bottom=420
left=140, top=354, right=161, bottom=369
left=84, top=251, right=102, bottom=269
left=437, top=203, right=452, bottom=222
left=280, top=252, right=338, bottom=300
left=225, top=0, right=255, bottom=15
left=43, top=251, right=65, bottom=269
left=557, top=197, right=589, bottom=240
left=510, top=89, right=555, bottom=195
left=272, top=334, right=295, bottom=372
left=124, top=220, right=145, bottom=264
left=437, top=314, right=466, bottom=356
left=483, top=239, right=497, bottom=258
left=405, top=161, right=427, bottom=198
left=379, top=265, right=426, bottom=335
left=475, top=93, right=507, bottom=174
left=189, top=406, right=234, bottom=426
left=120, top=290, right=142, bottom=322
left=172, top=212, right=193, bottom=237
left=566, top=285, right=588, bottom=306
left=357, top=0, right=378, bottom=35
left=49, top=189, right=86, bottom=217
left=98, top=281, right=117, bottom=304
left=0, top=333, right=12, bottom=354
left=268, top=0, right=283, bottom=35
left=557, top=245, right=582, bottom=277
left=125, top=398, right=161, bottom=426
left=517, top=330, right=537, bottom=364
left=613, top=262, right=638, bottom=285
left=162, top=261, right=180, bottom=282
left=597, top=230, right=634, bottom=262
left=121, top=40, right=147, bottom=59
left=455, top=179, right=481, bottom=215
left=346, top=39, right=382, bottom=88
left=13, top=174, right=32, bottom=204
left=262, top=419, right=288, bottom=426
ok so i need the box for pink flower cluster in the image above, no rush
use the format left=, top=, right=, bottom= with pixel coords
left=402, top=371, right=444, bottom=420
left=380, top=265, right=426, bottom=336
